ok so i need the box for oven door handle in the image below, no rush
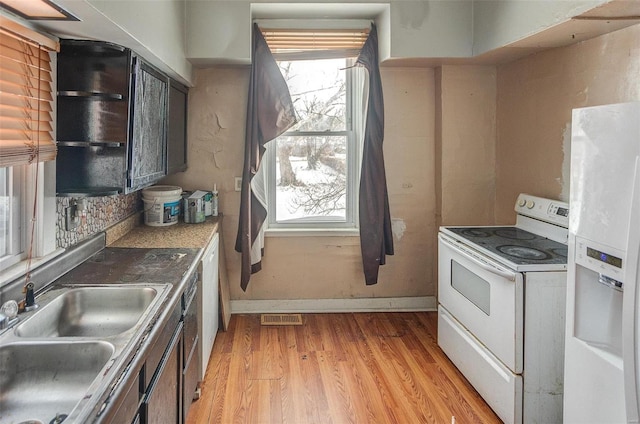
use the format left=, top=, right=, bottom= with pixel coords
left=440, top=234, right=517, bottom=282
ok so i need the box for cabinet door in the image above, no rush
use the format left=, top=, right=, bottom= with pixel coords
left=128, top=58, right=168, bottom=193
left=167, top=80, right=188, bottom=175
left=143, top=322, right=183, bottom=424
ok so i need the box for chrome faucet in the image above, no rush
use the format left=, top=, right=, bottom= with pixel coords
left=23, top=282, right=38, bottom=311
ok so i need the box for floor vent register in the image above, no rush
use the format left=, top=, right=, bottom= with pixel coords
left=260, top=313, right=303, bottom=326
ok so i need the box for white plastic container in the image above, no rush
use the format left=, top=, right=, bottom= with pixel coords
left=142, top=185, right=182, bottom=226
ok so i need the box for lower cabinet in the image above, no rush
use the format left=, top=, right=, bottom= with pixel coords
left=108, top=368, right=143, bottom=424
left=143, top=321, right=183, bottom=424
left=139, top=272, right=199, bottom=424
left=182, top=275, right=200, bottom=422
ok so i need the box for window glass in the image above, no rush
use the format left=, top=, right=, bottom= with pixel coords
left=268, top=57, right=358, bottom=229
left=282, top=59, right=347, bottom=132
left=0, top=165, right=23, bottom=270
left=275, top=134, right=347, bottom=222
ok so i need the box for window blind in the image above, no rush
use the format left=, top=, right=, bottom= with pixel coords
left=0, top=16, right=58, bottom=167
left=260, top=27, right=369, bottom=60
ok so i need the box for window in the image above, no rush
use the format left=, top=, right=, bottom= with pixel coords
left=0, top=166, right=21, bottom=269
left=0, top=16, right=58, bottom=280
left=265, top=56, right=362, bottom=231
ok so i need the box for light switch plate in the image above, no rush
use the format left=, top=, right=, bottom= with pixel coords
left=234, top=177, right=242, bottom=192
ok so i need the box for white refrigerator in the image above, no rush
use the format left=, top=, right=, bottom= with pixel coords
left=564, top=101, right=640, bottom=423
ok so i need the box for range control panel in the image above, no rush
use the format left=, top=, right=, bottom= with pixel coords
left=515, top=193, right=570, bottom=227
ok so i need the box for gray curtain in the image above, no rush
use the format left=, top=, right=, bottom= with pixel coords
left=235, top=23, right=296, bottom=291
left=356, top=24, right=394, bottom=285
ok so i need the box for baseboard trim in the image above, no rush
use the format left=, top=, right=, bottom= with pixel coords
left=230, top=296, right=437, bottom=314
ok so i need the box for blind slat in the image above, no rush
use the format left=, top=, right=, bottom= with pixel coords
left=2, top=118, right=54, bottom=132
left=0, top=132, right=55, bottom=143
left=1, top=56, right=53, bottom=82
left=1, top=104, right=51, bottom=120
left=0, top=81, right=53, bottom=102
left=0, top=20, right=57, bottom=166
left=0, top=70, right=53, bottom=93
left=261, top=27, right=369, bottom=57
left=1, top=45, right=51, bottom=72
left=0, top=93, right=52, bottom=111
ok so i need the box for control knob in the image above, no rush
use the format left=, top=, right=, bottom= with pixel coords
left=526, top=200, right=535, bottom=209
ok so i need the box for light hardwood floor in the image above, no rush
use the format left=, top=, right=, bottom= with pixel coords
left=186, top=312, right=501, bottom=424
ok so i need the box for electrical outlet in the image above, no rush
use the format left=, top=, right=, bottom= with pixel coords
left=234, top=177, right=242, bottom=192
left=65, top=203, right=79, bottom=231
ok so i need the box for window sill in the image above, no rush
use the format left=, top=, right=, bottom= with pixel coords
left=0, top=248, right=65, bottom=288
left=265, top=228, right=359, bottom=237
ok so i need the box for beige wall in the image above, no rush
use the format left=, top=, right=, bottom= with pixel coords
left=495, top=24, right=640, bottom=223
left=163, top=67, right=437, bottom=300
left=162, top=23, right=639, bottom=302
left=436, top=65, right=497, bottom=227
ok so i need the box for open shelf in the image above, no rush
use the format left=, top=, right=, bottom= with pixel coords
left=58, top=91, right=125, bottom=100
left=57, top=187, right=122, bottom=197
left=57, top=141, right=125, bottom=148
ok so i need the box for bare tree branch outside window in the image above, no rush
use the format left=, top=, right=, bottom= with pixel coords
left=274, top=59, right=349, bottom=222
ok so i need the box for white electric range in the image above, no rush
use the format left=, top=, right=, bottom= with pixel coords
left=437, top=193, right=569, bottom=424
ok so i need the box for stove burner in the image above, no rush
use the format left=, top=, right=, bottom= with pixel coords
left=497, top=245, right=552, bottom=260
left=460, top=229, right=491, bottom=238
left=494, top=228, right=536, bottom=240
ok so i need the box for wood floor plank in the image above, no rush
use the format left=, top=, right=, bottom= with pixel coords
left=354, top=314, right=450, bottom=423
left=341, top=340, right=401, bottom=424
left=316, top=350, right=359, bottom=424
left=279, top=347, right=307, bottom=424
left=250, top=327, right=284, bottom=380
left=187, top=312, right=501, bottom=424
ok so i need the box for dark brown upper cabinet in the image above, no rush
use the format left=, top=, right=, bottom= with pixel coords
left=167, top=79, right=188, bottom=175
left=56, top=40, right=186, bottom=196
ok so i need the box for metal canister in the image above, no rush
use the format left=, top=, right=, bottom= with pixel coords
left=184, top=191, right=206, bottom=224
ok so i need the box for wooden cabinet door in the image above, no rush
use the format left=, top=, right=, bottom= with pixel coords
left=167, top=80, right=188, bottom=175
left=143, top=322, right=183, bottom=424
left=128, top=57, right=168, bottom=192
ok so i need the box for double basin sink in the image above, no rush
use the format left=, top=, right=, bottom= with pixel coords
left=0, top=284, right=172, bottom=424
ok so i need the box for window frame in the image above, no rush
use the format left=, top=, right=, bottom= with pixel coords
left=0, top=15, right=60, bottom=286
left=265, top=56, right=361, bottom=234
left=0, top=166, right=23, bottom=270
left=0, top=161, right=55, bottom=272
left=0, top=161, right=60, bottom=287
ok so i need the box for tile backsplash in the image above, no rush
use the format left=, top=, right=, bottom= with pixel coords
left=56, top=192, right=141, bottom=248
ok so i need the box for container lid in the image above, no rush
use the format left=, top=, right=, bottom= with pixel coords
left=142, top=185, right=182, bottom=197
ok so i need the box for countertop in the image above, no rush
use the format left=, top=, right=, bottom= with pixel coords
left=109, top=214, right=231, bottom=332
left=0, top=216, right=227, bottom=424
left=109, top=216, right=221, bottom=249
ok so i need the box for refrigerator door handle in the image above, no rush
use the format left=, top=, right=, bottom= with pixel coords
left=623, top=157, right=640, bottom=423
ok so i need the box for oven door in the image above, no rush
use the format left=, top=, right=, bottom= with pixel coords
left=438, top=232, right=524, bottom=373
